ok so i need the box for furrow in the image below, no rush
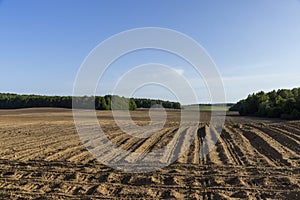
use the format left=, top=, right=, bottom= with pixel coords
left=44, top=144, right=85, bottom=162
left=67, top=150, right=93, bottom=163
left=160, top=127, right=189, bottom=165
left=251, top=124, right=300, bottom=154
left=177, top=126, right=198, bottom=164
left=191, top=126, right=202, bottom=164
left=125, top=127, right=178, bottom=163
left=270, top=124, right=300, bottom=141
left=203, top=125, right=224, bottom=165
left=242, top=125, right=294, bottom=167
left=220, top=132, right=242, bottom=166
left=4, top=139, right=69, bottom=161
left=227, top=125, right=274, bottom=167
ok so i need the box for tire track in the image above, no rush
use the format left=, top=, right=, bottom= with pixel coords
left=220, top=127, right=244, bottom=166
left=223, top=125, right=257, bottom=166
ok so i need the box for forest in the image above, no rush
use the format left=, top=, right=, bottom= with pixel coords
left=0, top=93, right=181, bottom=110
left=230, top=87, right=300, bottom=119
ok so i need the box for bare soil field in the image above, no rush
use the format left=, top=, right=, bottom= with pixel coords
left=0, top=108, right=299, bottom=199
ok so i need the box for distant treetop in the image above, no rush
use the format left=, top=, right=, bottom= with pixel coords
left=229, top=88, right=300, bottom=120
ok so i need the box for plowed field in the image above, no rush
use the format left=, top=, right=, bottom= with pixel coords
left=0, top=108, right=299, bottom=199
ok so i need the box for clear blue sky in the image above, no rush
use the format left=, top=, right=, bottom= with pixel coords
left=1, top=0, right=300, bottom=103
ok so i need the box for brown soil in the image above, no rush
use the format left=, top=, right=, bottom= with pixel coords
left=0, top=108, right=299, bottom=199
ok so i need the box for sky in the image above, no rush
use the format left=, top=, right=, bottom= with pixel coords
left=0, top=0, right=300, bottom=103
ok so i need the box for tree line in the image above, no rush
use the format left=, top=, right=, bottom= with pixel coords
left=0, top=93, right=181, bottom=110
left=229, top=88, right=300, bottom=119
left=134, top=98, right=181, bottom=109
